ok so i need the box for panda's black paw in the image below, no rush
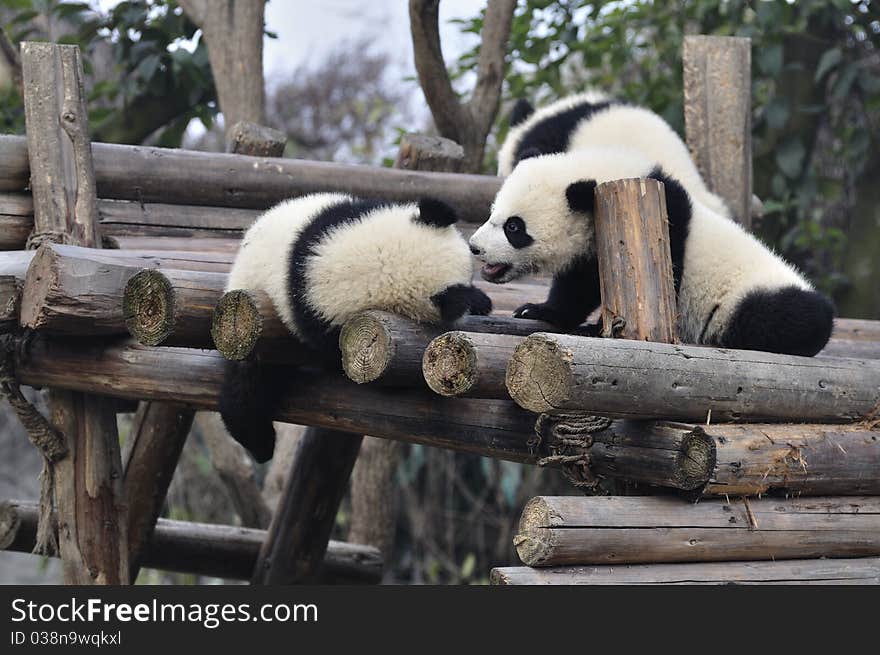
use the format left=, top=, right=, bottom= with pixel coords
left=513, top=302, right=561, bottom=325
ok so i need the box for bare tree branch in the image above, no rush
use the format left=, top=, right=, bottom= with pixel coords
left=409, top=0, right=467, bottom=140
left=409, top=0, right=516, bottom=172
left=0, top=27, right=23, bottom=98
left=176, top=0, right=209, bottom=27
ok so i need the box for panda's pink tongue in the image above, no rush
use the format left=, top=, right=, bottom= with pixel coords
left=483, top=263, right=508, bottom=277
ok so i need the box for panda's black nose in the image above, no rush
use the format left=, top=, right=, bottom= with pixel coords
left=470, top=245, right=481, bottom=256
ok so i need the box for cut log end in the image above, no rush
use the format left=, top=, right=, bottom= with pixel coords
left=676, top=427, right=716, bottom=490
left=123, top=269, right=174, bottom=346
left=19, top=244, right=56, bottom=329
left=506, top=333, right=574, bottom=413
left=422, top=332, right=478, bottom=397
left=513, top=496, right=557, bottom=567
left=339, top=312, right=394, bottom=384
left=211, top=289, right=262, bottom=361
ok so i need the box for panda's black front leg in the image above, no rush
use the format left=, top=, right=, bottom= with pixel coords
left=514, top=256, right=601, bottom=331
left=432, top=284, right=493, bottom=322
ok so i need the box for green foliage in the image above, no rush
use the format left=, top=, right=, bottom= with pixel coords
left=452, top=0, right=880, bottom=298
left=1, top=0, right=217, bottom=145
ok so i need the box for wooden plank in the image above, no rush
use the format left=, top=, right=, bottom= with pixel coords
left=491, top=558, right=880, bottom=585
left=3, top=500, right=382, bottom=583
left=252, top=427, right=364, bottom=584
left=506, top=332, right=880, bottom=421
left=594, top=177, right=677, bottom=342
left=21, top=41, right=128, bottom=585
left=514, top=495, right=880, bottom=567
left=683, top=35, right=752, bottom=228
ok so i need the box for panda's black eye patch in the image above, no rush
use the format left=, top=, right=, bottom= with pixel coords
left=504, top=216, right=533, bottom=249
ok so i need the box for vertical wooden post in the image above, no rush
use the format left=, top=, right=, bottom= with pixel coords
left=594, top=178, right=678, bottom=343
left=21, top=42, right=129, bottom=584
left=122, top=402, right=194, bottom=581
left=348, top=134, right=465, bottom=569
left=683, top=35, right=752, bottom=229
left=252, top=428, right=364, bottom=584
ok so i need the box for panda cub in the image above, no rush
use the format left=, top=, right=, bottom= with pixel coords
left=498, top=91, right=731, bottom=219
left=221, top=193, right=492, bottom=461
left=469, top=146, right=834, bottom=357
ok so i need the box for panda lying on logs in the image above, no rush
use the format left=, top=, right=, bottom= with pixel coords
left=220, top=193, right=492, bottom=461
left=469, top=143, right=834, bottom=358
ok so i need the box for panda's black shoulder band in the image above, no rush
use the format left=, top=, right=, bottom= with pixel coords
left=415, top=197, right=458, bottom=228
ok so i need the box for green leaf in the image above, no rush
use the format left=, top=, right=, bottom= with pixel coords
left=758, top=44, right=783, bottom=76
left=763, top=98, right=789, bottom=130
left=814, top=48, right=842, bottom=82
left=776, top=138, right=806, bottom=179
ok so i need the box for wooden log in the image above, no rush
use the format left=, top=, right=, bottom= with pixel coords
left=14, top=338, right=880, bottom=496
left=394, top=134, right=465, bottom=172
left=105, top=236, right=243, bottom=253
left=339, top=310, right=595, bottom=388
left=594, top=177, right=677, bottom=342
left=703, top=423, right=880, bottom=496
left=491, top=558, right=880, bottom=585
left=506, top=333, right=880, bottom=422
left=514, top=495, right=880, bottom=567
left=123, top=268, right=225, bottom=347
left=683, top=35, right=752, bottom=228
left=0, top=193, right=260, bottom=249
left=422, top=331, right=523, bottom=398
left=252, top=427, right=364, bottom=584
left=0, top=276, right=21, bottom=331
left=227, top=121, right=287, bottom=158
left=211, top=289, right=290, bottom=360
left=3, top=500, right=382, bottom=583
left=21, top=244, right=238, bottom=335
left=834, top=317, right=880, bottom=342
left=0, top=135, right=501, bottom=220
left=21, top=41, right=128, bottom=585
left=122, top=402, right=194, bottom=580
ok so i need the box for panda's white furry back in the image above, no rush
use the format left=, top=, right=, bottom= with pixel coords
left=221, top=193, right=492, bottom=462
left=470, top=147, right=834, bottom=358
left=497, top=91, right=731, bottom=219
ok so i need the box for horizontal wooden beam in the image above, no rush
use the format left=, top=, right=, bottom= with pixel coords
left=0, top=135, right=501, bottom=221
left=506, top=333, right=880, bottom=422
left=1, top=500, right=381, bottom=583
left=515, top=495, right=880, bottom=567
left=491, top=558, right=880, bottom=585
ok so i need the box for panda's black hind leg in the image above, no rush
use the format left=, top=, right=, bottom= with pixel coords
left=721, top=286, right=834, bottom=357
left=219, top=359, right=284, bottom=463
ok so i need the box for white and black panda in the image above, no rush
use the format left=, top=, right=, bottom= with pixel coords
left=220, top=193, right=492, bottom=461
left=469, top=146, right=834, bottom=357
left=499, top=91, right=731, bottom=219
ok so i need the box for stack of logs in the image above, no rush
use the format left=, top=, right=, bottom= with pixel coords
left=3, top=39, right=880, bottom=585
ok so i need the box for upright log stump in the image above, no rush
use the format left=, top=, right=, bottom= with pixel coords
left=21, top=42, right=129, bottom=584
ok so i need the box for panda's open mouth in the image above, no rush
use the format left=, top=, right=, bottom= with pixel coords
left=481, top=262, right=513, bottom=283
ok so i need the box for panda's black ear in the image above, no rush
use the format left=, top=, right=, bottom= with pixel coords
left=416, top=197, right=458, bottom=228
left=566, top=180, right=597, bottom=214
left=509, top=98, right=535, bottom=127
left=648, top=168, right=692, bottom=221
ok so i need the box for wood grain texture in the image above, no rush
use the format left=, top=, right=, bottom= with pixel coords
left=122, top=402, right=193, bottom=580
left=422, top=331, right=522, bottom=398
left=515, top=495, right=880, bottom=567
left=252, top=427, right=364, bottom=584
left=506, top=332, right=880, bottom=421
left=491, top=558, right=880, bottom=585
left=20, top=41, right=128, bottom=585
left=0, top=134, right=502, bottom=221
left=594, top=178, right=677, bottom=343
left=4, top=500, right=381, bottom=583
left=683, top=35, right=752, bottom=228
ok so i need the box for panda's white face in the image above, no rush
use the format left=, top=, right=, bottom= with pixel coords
left=470, top=147, right=658, bottom=283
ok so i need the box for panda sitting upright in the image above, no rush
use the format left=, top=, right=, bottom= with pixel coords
left=469, top=145, right=834, bottom=357
left=221, top=193, right=492, bottom=461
